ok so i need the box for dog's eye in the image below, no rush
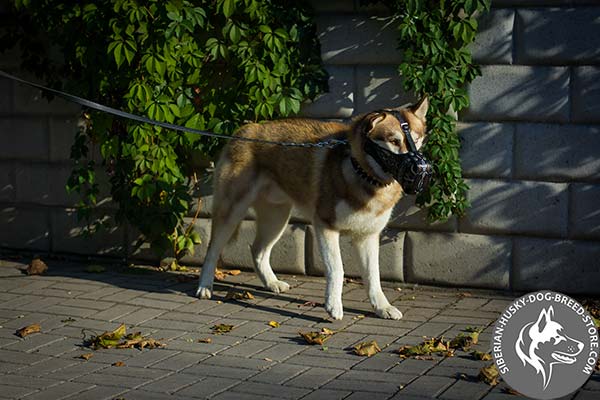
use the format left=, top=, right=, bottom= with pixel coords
left=390, top=139, right=401, bottom=147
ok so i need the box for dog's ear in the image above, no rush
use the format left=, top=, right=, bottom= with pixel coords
left=362, top=112, right=386, bottom=135
left=411, top=96, right=429, bottom=122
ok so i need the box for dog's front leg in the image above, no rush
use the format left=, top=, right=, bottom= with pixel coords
left=354, top=234, right=403, bottom=320
left=314, top=225, right=344, bottom=320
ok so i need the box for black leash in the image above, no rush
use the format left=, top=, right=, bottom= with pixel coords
left=0, top=70, right=347, bottom=149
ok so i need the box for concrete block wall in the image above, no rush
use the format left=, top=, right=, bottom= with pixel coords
left=1, top=0, right=599, bottom=294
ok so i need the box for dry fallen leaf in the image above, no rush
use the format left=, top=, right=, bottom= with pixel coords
left=458, top=292, right=472, bottom=298
left=449, top=332, right=479, bottom=351
left=61, top=317, right=76, bottom=323
left=214, top=268, right=242, bottom=281
left=471, top=350, right=493, bottom=361
left=397, top=337, right=451, bottom=358
left=86, top=324, right=164, bottom=350
left=225, top=290, right=255, bottom=300
left=79, top=353, right=94, bottom=360
left=464, top=326, right=483, bottom=333
left=26, top=258, right=48, bottom=275
left=112, top=361, right=125, bottom=367
left=16, top=324, right=41, bottom=338
left=344, top=278, right=362, bottom=284
left=352, top=315, right=365, bottom=320
left=299, top=328, right=335, bottom=345
left=198, top=338, right=212, bottom=343
left=479, top=363, right=500, bottom=386
left=353, top=341, right=381, bottom=357
left=268, top=321, right=280, bottom=328
left=211, top=324, right=234, bottom=334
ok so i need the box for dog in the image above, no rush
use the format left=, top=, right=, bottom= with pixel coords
left=195, top=98, right=429, bottom=320
left=515, top=306, right=584, bottom=389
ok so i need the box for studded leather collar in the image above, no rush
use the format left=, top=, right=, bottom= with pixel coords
left=350, top=157, right=391, bottom=188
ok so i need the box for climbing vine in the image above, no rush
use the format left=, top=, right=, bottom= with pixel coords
left=0, top=0, right=327, bottom=259
left=374, top=0, right=491, bottom=220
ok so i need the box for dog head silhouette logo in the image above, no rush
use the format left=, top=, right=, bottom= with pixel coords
left=515, top=306, right=584, bottom=390
left=492, top=291, right=598, bottom=400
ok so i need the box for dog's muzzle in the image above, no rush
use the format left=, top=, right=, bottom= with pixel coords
left=364, top=112, right=433, bottom=195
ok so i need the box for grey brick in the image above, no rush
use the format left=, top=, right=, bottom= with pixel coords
left=306, top=226, right=404, bottom=281
left=89, top=304, right=139, bottom=322
left=300, top=389, right=351, bottom=400
left=0, top=161, right=14, bottom=201
left=284, top=367, right=343, bottom=389
left=13, top=81, right=80, bottom=115
left=63, top=385, right=127, bottom=400
left=388, top=195, right=457, bottom=232
left=232, top=381, right=311, bottom=399
left=148, top=352, right=209, bottom=371
left=300, top=66, right=354, bottom=118
left=570, top=184, right=600, bottom=239
left=471, top=9, right=514, bottom=64
left=20, top=382, right=94, bottom=400
left=316, top=15, right=402, bottom=65
left=514, top=124, right=600, bottom=181
left=0, top=118, right=47, bottom=161
left=43, top=361, right=106, bottom=381
left=439, top=379, right=491, bottom=399
left=0, top=374, right=57, bottom=389
left=250, top=364, right=307, bottom=384
left=0, top=79, right=11, bottom=113
left=0, top=206, right=50, bottom=251
left=3, top=333, right=64, bottom=353
left=460, top=179, right=568, bottom=237
left=399, top=375, right=456, bottom=397
left=175, top=376, right=239, bottom=398
left=516, top=8, right=600, bottom=64
left=75, top=371, right=152, bottom=389
left=15, top=163, right=76, bottom=206
left=285, top=354, right=361, bottom=369
left=572, top=66, right=600, bottom=123
left=0, top=385, right=37, bottom=399
left=355, top=65, right=415, bottom=114
left=513, top=238, right=600, bottom=294
left=463, top=65, right=570, bottom=123
left=323, top=378, right=401, bottom=393
left=50, top=208, right=126, bottom=256
left=118, top=390, right=190, bottom=400
left=458, top=122, right=513, bottom=179
left=48, top=116, right=79, bottom=161
left=405, top=232, right=511, bottom=289
left=250, top=343, right=304, bottom=362
left=204, top=354, right=275, bottom=370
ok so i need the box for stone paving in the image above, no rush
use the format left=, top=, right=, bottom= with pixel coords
left=0, top=258, right=598, bottom=400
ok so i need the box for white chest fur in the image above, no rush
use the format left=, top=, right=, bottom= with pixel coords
left=333, top=200, right=393, bottom=236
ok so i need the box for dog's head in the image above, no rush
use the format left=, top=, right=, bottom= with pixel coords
left=515, top=306, right=584, bottom=389
left=349, top=98, right=429, bottom=185
left=352, top=97, right=428, bottom=155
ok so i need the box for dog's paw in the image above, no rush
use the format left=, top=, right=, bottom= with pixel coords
left=266, top=280, right=290, bottom=294
left=325, top=301, right=344, bottom=320
left=196, top=286, right=212, bottom=299
left=375, top=305, right=403, bottom=320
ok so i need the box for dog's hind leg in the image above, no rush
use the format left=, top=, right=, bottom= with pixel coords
left=353, top=233, right=402, bottom=320
left=196, top=168, right=260, bottom=299
left=251, top=198, right=293, bottom=294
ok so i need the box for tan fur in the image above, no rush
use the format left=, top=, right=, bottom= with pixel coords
left=197, top=99, right=429, bottom=320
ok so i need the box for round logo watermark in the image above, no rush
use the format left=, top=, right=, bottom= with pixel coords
left=492, top=291, right=599, bottom=399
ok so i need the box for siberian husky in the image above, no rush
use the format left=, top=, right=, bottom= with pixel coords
left=196, top=98, right=429, bottom=320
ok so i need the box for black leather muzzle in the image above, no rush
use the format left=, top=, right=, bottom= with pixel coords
left=364, top=110, right=432, bottom=195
